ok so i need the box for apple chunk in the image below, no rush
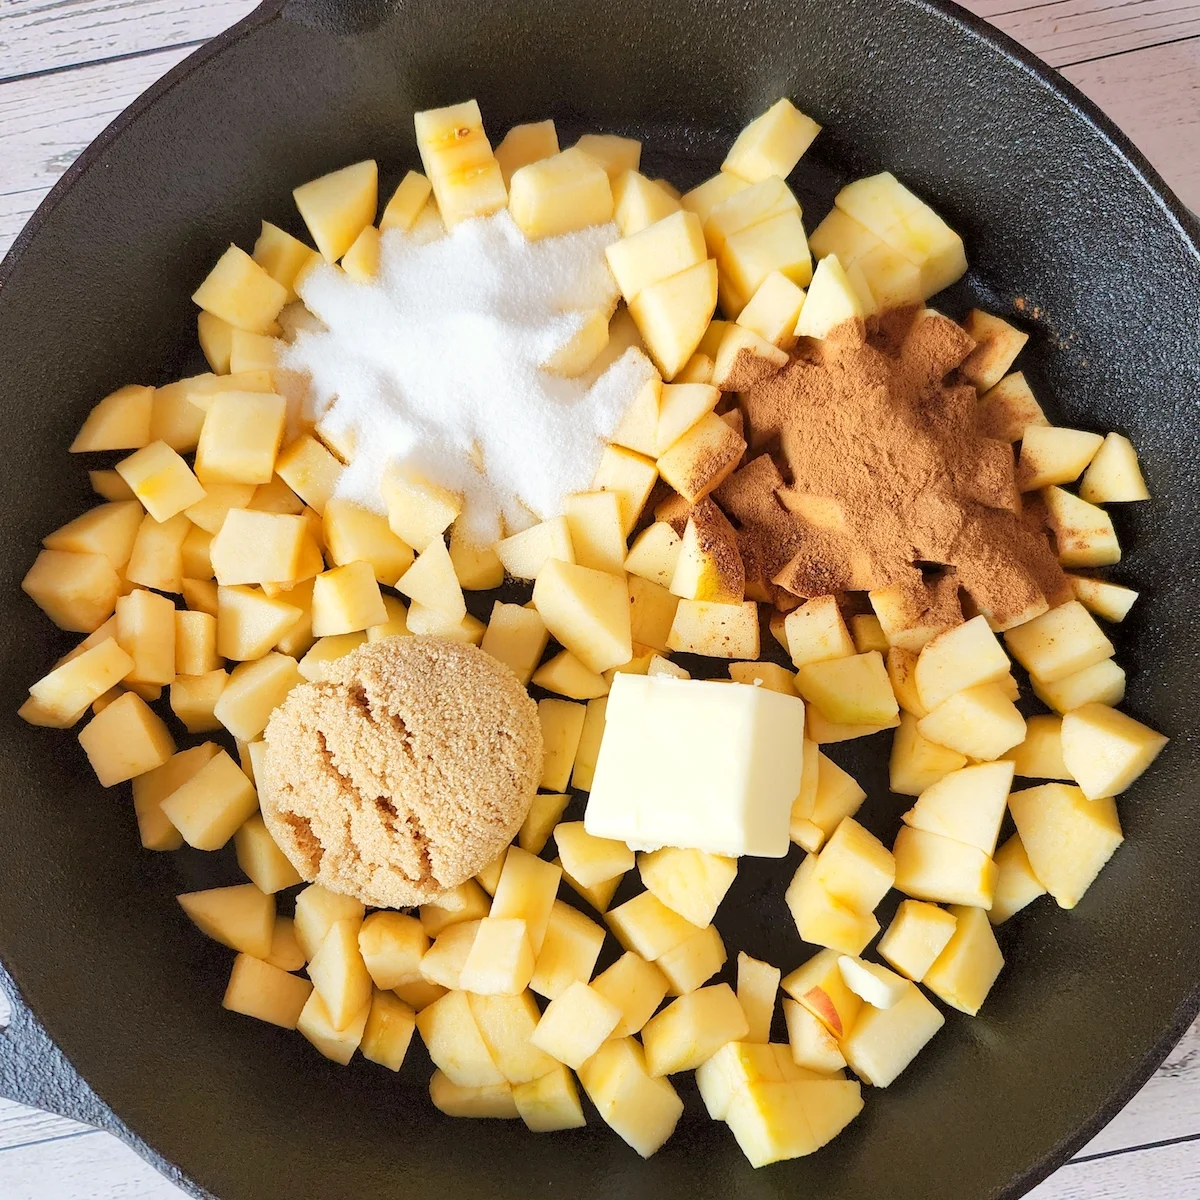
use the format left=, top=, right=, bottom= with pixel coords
left=1060, top=703, right=1168, bottom=800
left=532, top=558, right=631, bottom=674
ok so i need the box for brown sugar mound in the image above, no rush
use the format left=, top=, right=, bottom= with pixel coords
left=259, top=636, right=542, bottom=908
left=731, top=308, right=1068, bottom=628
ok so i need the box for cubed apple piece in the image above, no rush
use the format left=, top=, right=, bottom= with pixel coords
left=901, top=760, right=1014, bottom=857
left=1061, top=703, right=1168, bottom=799
left=955, top=309, right=1028, bottom=393
left=718, top=209, right=813, bottom=316
left=808, top=206, right=882, bottom=265
left=111, top=590, right=174, bottom=689
left=782, top=998, right=846, bottom=1075
left=147, top=376, right=206, bottom=453
left=1002, top=712, right=1069, bottom=781
left=552, top=821, right=632, bottom=888
left=263, top=916, right=305, bottom=972
left=180, top=526, right=215, bottom=581
left=378, top=170, right=434, bottom=233
left=415, top=102, right=509, bottom=227
left=561, top=491, right=624, bottom=577
left=811, top=817, right=895, bottom=914
left=670, top=504, right=744, bottom=605
left=1032, top=657, right=1126, bottom=713
left=419, top=921, right=484, bottom=990
left=592, top=952, right=670, bottom=1037
left=479, top=602, right=548, bottom=685
left=377, top=470, right=461, bottom=553
left=629, top=259, right=719, bottom=380
left=989, top=834, right=1048, bottom=924
left=1068, top=577, right=1138, bottom=627
left=310, top=561, right=388, bottom=636
left=1043, top=485, right=1121, bottom=567
left=657, top=411, right=745, bottom=506
left=922, top=905, right=1004, bottom=1016
left=573, top=132, right=641, bottom=179
left=782, top=949, right=862, bottom=1041
left=76, top=691, right=174, bottom=786
left=405, top=603, right=484, bottom=644
left=445, top=526, right=501, bottom=593
left=463, top=992, right=556, bottom=1086
left=849, top=615, right=888, bottom=655
left=192, top=244, right=288, bottom=333
left=70, top=384, right=154, bottom=452
left=796, top=752, right=867, bottom=852
left=274, top=434, right=342, bottom=514
left=893, top=826, right=998, bottom=909
left=458, top=918, right=534, bottom=996
left=416, top=988, right=506, bottom=1086
left=666, top=599, right=760, bottom=659
left=516, top=793, right=570, bottom=858
left=535, top=699, right=585, bottom=792
left=487, top=846, right=562, bottom=956
left=683, top=173, right=752, bottom=223
left=356, top=911, right=428, bottom=990
left=26, top=638, right=133, bottom=728
left=642, top=983, right=750, bottom=1077
left=637, top=847, right=738, bottom=928
left=1004, top=599, right=1114, bottom=684
left=292, top=159, right=377, bottom=261
left=213, top=652, right=302, bottom=742
left=322, top=501, right=412, bottom=585
left=723, top=98, right=820, bottom=182
left=89, top=470, right=137, bottom=502
left=352, top=990, right=416, bottom=1072
left=511, top=1063, right=586, bottom=1132
left=532, top=558, right=631, bottom=674
left=697, top=1040, right=832, bottom=1123
left=1016, top=426, right=1104, bottom=492
left=23, top=548, right=121, bottom=633
left=613, top=170, right=681, bottom=237
left=889, top=711, right=967, bottom=796
left=836, top=956, right=909, bottom=1009
left=193, top=392, right=287, bottom=487
left=612, top=372, right=663, bottom=457
left=702, top=176, right=800, bottom=261
left=1008, top=782, right=1124, bottom=911
left=730, top=662, right=797, bottom=695
left=913, top=615, right=1011, bottom=712
left=592, top=444, right=659, bottom=535
left=183, top=482, right=254, bottom=535
left=736, top=271, right=806, bottom=350
left=394, top=980, right=447, bottom=1013
left=976, top=372, right=1049, bottom=441
left=624, top=576, right=677, bottom=655
left=783, top=597, right=855, bottom=668
left=606, top=890, right=703, bottom=961
left=647, top=654, right=689, bottom=680
left=292, top=884, right=365, bottom=961
left=578, top=1036, right=684, bottom=1156
left=297, top=987, right=370, bottom=1065
left=178, top=882, right=274, bottom=958
left=340, top=225, right=380, bottom=281
left=793, top=255, right=864, bottom=338
left=509, top=147, right=613, bottom=239
left=840, top=980, right=945, bottom=1088
left=210, top=512, right=315, bottom=590
left=223, top=954, right=311, bottom=1030
left=607, top=210, right=707, bottom=304
left=42, top=501, right=144, bottom=574
left=428, top=1070, right=519, bottom=1120
left=736, top=952, right=781, bottom=1043
left=877, top=900, right=957, bottom=982
left=495, top=517, right=575, bottom=581
left=530, top=650, right=609, bottom=700
left=494, top=121, right=559, bottom=188
left=216, top=586, right=303, bottom=661
left=1079, top=432, right=1150, bottom=503
left=234, top=812, right=302, bottom=893
left=656, top=923, right=727, bottom=994
left=786, top=856, right=879, bottom=956
left=794, top=651, right=898, bottom=728
left=419, top=880, right=492, bottom=937
left=160, top=748, right=256, bottom=850
left=527, top=900, right=603, bottom=1000
left=395, top=538, right=466, bottom=621
left=917, top=682, right=1025, bottom=761
left=130, top=743, right=217, bottom=851
left=170, top=669, right=228, bottom=733
left=527, top=980, right=620, bottom=1070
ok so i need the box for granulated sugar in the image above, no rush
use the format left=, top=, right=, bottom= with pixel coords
left=283, top=211, right=654, bottom=545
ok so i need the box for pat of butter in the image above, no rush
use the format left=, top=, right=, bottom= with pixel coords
left=584, top=673, right=806, bottom=858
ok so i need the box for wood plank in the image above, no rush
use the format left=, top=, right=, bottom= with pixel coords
left=0, top=0, right=257, bottom=81
left=0, top=44, right=195, bottom=256
left=0, top=1101, right=89, bottom=1153
left=1029, top=1137, right=1200, bottom=1199
left=1062, top=37, right=1200, bottom=210
left=961, top=0, right=1200, bottom=65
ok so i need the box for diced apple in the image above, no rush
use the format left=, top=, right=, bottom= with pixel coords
left=395, top=538, right=465, bottom=620
left=509, top=147, right=613, bottom=240
left=607, top=210, right=707, bottom=303
left=889, top=711, right=968, bottom=796
left=404, top=602, right=485, bottom=644
left=606, top=890, right=703, bottom=961
left=459, top=917, right=535, bottom=996
left=990, top=834, right=1048, bottom=924
left=513, top=1063, right=586, bottom=1132
left=420, top=920, right=484, bottom=990
left=223, top=954, right=312, bottom=1030
left=623, top=524, right=681, bottom=591
left=160, top=747, right=257, bottom=850
left=1004, top=599, right=1114, bottom=683
left=366, top=595, right=409, bottom=642
left=429, top=1070, right=518, bottom=1119
left=795, top=651, right=898, bottom=727
left=612, top=170, right=681, bottom=237
left=381, top=470, right=462, bottom=551
left=293, top=160, right=377, bottom=261
left=837, top=956, right=909, bottom=1010
left=736, top=271, right=806, bottom=349
left=194, top=392, right=287, bottom=486
left=419, top=880, right=492, bottom=937
left=42, top=501, right=144, bottom=574
left=799, top=752, right=867, bottom=851
left=786, top=855, right=879, bottom=955
left=723, top=99, right=821, bottom=183
left=892, top=826, right=998, bottom=908
left=553, top=821, right=632, bottom=888
left=234, top=812, right=303, bottom=893
left=532, top=558, right=631, bottom=674
left=192, top=244, right=288, bottom=333
left=811, top=817, right=895, bottom=914
left=877, top=899, right=957, bottom=982
left=213, top=652, right=302, bottom=741
left=495, top=517, right=575, bottom=581
left=923, top=905, right=1004, bottom=1015
left=629, top=259, right=719, bottom=380
left=264, top=916, right=305, bottom=972
left=448, top=523, right=504, bottom=590
left=784, top=596, right=856, bottom=668
left=70, top=384, right=153, bottom=452
left=26, top=638, right=133, bottom=728
left=293, top=884, right=365, bottom=960
left=477, top=602, right=547, bottom=686
left=642, top=983, right=750, bottom=1076
left=1079, top=432, right=1149, bottom=503
left=170, top=669, right=227, bottom=733
left=718, top=208, right=813, bottom=315
left=1068, top=575, right=1138, bottom=625
left=783, top=998, right=846, bottom=1074
left=917, top=682, right=1025, bottom=761
left=379, top=169, right=434, bottom=231
left=592, top=951, right=670, bottom=1036
left=356, top=911, right=428, bottom=990
left=129, top=744, right=217, bottom=851
left=1060, top=703, right=1168, bottom=800
left=494, top=121, right=559, bottom=188
left=656, top=923, right=727, bottom=994
left=737, top=952, right=781, bottom=1043
left=976, top=372, right=1049, bottom=441
left=794, top=255, right=863, bottom=338
left=531, top=980, right=622, bottom=1069
left=216, top=585, right=303, bottom=661
left=914, top=615, right=1011, bottom=711
left=311, top=561, right=388, bottom=636
left=1017, top=426, right=1103, bottom=491
left=637, top=847, right=738, bottom=927
left=489, top=847, right=562, bottom=956
left=902, top=761, right=1014, bottom=856
left=781, top=949, right=863, bottom=1039
left=517, top=793, right=571, bottom=856
left=577, top=1036, right=683, bottom=1157
left=666, top=598, right=759, bottom=659
left=466, top=991, right=557, bottom=1084
left=840, top=981, right=945, bottom=1086
left=591, top=444, right=659, bottom=534
left=77, top=691, right=174, bottom=786
left=731, top=661, right=797, bottom=695
left=340, top=225, right=380, bottom=281
left=530, top=650, right=608, bottom=700
left=535, top=698, right=585, bottom=792
left=529, top=899, right=605, bottom=999
left=23, top=548, right=121, bottom=633
left=1032, top=656, right=1126, bottom=713
left=359, top=990, right=417, bottom=1071
left=1002, top=712, right=1070, bottom=780
left=307, top=917, right=373, bottom=1031
left=574, top=132, right=641, bottom=179
left=178, top=882, right=273, bottom=958
left=682, top=173, right=751, bottom=223
left=1043, top=485, right=1121, bottom=567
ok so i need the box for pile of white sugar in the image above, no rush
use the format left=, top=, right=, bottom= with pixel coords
left=283, top=210, right=655, bottom=546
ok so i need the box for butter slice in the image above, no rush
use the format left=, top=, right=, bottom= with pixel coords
left=584, top=674, right=806, bottom=858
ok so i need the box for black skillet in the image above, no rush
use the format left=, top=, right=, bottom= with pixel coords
left=1, top=1, right=1198, bottom=1197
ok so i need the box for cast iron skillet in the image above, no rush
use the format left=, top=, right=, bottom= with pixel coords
left=1, top=1, right=1198, bottom=1197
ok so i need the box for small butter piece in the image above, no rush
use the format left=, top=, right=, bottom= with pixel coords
left=584, top=674, right=806, bottom=857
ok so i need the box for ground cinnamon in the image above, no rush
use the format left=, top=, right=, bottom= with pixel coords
left=723, top=307, right=1069, bottom=629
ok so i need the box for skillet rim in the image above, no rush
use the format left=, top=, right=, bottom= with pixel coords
left=0, top=2, right=1197, bottom=1197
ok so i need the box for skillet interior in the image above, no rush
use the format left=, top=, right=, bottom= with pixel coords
left=0, top=1, right=1198, bottom=1197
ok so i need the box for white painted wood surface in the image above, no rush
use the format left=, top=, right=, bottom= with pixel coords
left=1, top=2, right=1198, bottom=1197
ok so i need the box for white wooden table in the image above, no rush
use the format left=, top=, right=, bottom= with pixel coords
left=1, top=2, right=1198, bottom=1196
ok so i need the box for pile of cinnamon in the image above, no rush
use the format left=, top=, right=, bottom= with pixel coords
left=706, top=308, right=1068, bottom=630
